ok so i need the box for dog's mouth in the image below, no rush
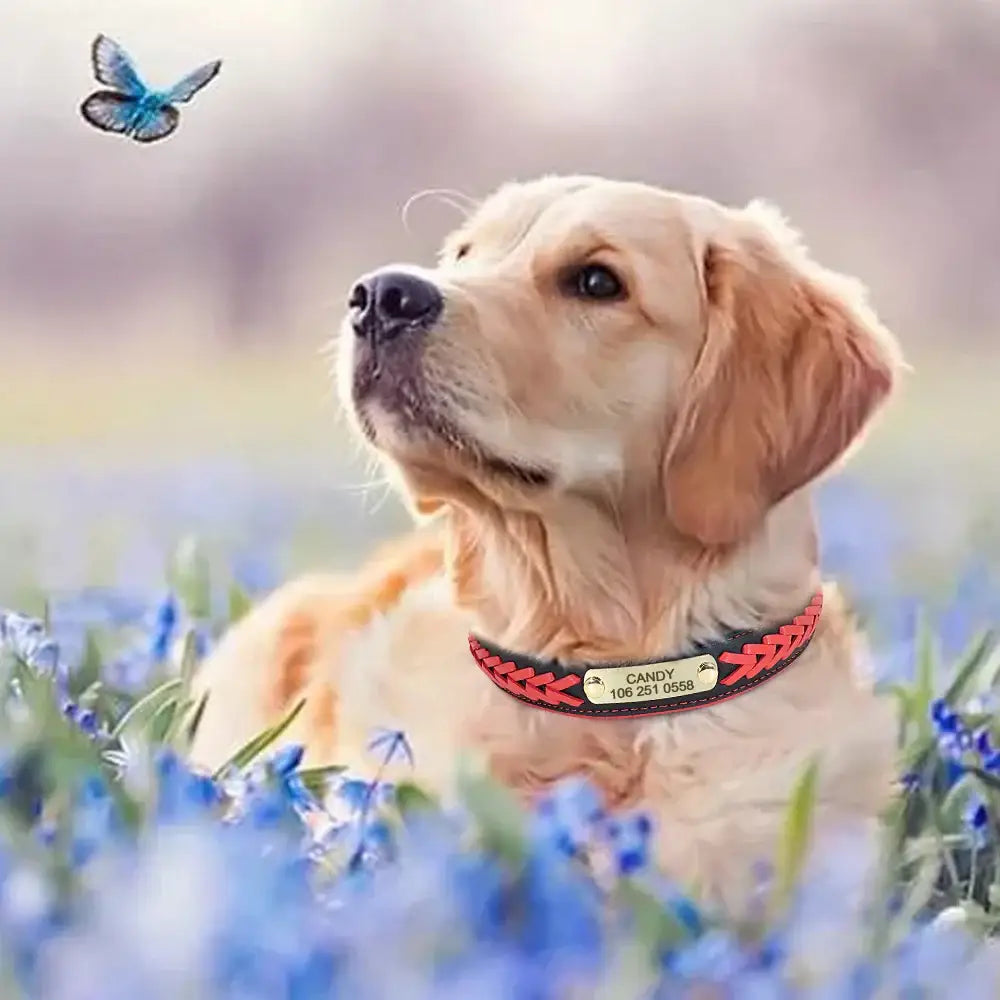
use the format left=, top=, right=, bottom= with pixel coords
left=368, top=402, right=551, bottom=489
left=480, top=451, right=552, bottom=489
left=354, top=368, right=551, bottom=489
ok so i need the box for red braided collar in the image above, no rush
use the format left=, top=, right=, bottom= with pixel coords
left=468, top=592, right=823, bottom=718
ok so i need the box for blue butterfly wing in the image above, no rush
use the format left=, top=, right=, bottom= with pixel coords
left=164, top=60, right=222, bottom=104
left=91, top=34, right=146, bottom=97
left=131, top=106, right=179, bottom=143
left=80, top=91, right=137, bottom=134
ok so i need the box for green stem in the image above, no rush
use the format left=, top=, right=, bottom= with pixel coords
left=968, top=839, right=980, bottom=902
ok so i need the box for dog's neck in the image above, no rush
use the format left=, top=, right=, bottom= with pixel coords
left=447, top=488, right=821, bottom=663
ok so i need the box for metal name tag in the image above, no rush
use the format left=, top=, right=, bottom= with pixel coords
left=582, top=654, right=719, bottom=705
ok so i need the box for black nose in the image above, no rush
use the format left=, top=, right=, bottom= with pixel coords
left=349, top=269, right=443, bottom=343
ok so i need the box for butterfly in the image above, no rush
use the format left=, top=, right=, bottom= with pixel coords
left=80, top=34, right=221, bottom=143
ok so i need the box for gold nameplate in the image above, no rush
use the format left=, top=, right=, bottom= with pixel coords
left=582, top=654, right=719, bottom=705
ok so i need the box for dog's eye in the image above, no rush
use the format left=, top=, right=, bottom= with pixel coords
left=455, top=243, right=471, bottom=261
left=568, top=263, right=625, bottom=301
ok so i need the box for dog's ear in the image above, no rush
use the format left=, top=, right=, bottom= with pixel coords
left=664, top=201, right=902, bottom=547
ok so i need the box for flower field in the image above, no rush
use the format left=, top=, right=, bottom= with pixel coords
left=1, top=437, right=999, bottom=998
left=2, top=0, right=998, bottom=990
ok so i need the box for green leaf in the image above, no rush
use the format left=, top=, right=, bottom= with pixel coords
left=887, top=682, right=915, bottom=751
left=943, top=630, right=997, bottom=706
left=297, top=764, right=348, bottom=798
left=394, top=780, right=439, bottom=818
left=615, top=879, right=693, bottom=959
left=77, top=679, right=104, bottom=708
left=887, top=681, right=913, bottom=721
left=178, top=629, right=200, bottom=693
left=68, top=630, right=103, bottom=699
left=902, top=833, right=968, bottom=866
left=913, top=611, right=936, bottom=737
left=213, top=697, right=306, bottom=778
left=148, top=693, right=181, bottom=744
left=110, top=678, right=183, bottom=740
left=170, top=536, right=213, bottom=620
left=769, top=755, right=820, bottom=919
left=228, top=582, right=253, bottom=625
left=968, top=767, right=1000, bottom=793
left=940, top=771, right=978, bottom=826
left=162, top=629, right=202, bottom=746
left=898, top=734, right=936, bottom=782
left=11, top=658, right=59, bottom=720
left=456, top=762, right=526, bottom=865
left=175, top=690, right=210, bottom=753
left=895, top=851, right=946, bottom=928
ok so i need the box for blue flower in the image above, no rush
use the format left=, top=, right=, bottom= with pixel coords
left=104, top=647, right=156, bottom=693
left=337, top=779, right=372, bottom=812
left=271, top=744, right=305, bottom=778
left=965, top=796, right=989, bottom=842
left=656, top=880, right=704, bottom=937
left=35, top=821, right=58, bottom=849
left=930, top=698, right=960, bottom=735
left=149, top=592, right=179, bottom=663
left=243, top=785, right=300, bottom=832
left=0, top=477, right=996, bottom=998
left=366, top=728, right=414, bottom=768
left=944, top=758, right=966, bottom=789
left=283, top=775, right=316, bottom=812
left=153, top=748, right=222, bottom=824
left=263, top=745, right=323, bottom=814
left=193, top=624, right=211, bottom=659
left=62, top=700, right=100, bottom=738
left=520, top=844, right=603, bottom=967
left=0, top=610, right=64, bottom=677
left=69, top=774, right=118, bottom=868
left=533, top=777, right=606, bottom=859
left=668, top=928, right=746, bottom=983
left=606, top=810, right=653, bottom=876
left=361, top=818, right=392, bottom=855
left=0, top=751, right=46, bottom=823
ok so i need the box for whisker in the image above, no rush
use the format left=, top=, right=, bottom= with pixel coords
left=328, top=477, right=393, bottom=495
left=318, top=337, right=340, bottom=359
left=363, top=478, right=396, bottom=516
left=401, top=188, right=476, bottom=235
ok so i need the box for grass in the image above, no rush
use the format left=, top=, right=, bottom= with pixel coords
left=0, top=342, right=340, bottom=455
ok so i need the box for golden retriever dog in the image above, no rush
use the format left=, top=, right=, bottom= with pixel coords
left=189, top=175, right=904, bottom=908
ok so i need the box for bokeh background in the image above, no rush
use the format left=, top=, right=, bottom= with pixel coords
left=1, top=0, right=997, bottom=663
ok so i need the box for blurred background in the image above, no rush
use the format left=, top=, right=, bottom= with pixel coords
left=1, top=0, right=997, bottom=660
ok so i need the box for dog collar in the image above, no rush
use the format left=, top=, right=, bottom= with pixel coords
left=468, top=592, right=823, bottom=718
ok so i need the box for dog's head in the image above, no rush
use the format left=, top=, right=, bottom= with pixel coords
left=337, top=175, right=901, bottom=547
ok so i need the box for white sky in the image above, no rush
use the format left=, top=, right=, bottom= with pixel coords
left=1, top=0, right=796, bottom=119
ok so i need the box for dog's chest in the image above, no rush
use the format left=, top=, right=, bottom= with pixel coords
left=333, top=576, right=892, bottom=843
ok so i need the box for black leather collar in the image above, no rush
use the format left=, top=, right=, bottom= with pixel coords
left=468, top=592, right=823, bottom=718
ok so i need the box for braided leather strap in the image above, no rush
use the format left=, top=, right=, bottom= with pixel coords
left=468, top=638, right=585, bottom=708
left=718, top=593, right=824, bottom=686
left=468, top=591, right=823, bottom=718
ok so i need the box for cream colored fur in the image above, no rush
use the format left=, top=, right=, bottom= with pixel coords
left=188, top=175, right=904, bottom=910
